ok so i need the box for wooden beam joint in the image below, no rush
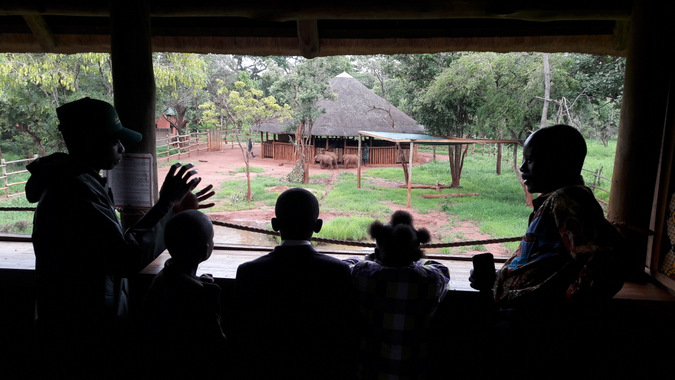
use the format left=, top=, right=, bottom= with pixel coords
left=297, top=19, right=320, bottom=58
left=22, top=14, right=56, bottom=51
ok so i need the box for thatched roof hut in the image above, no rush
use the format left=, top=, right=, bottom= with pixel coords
left=258, top=72, right=424, bottom=164
left=258, top=72, right=424, bottom=136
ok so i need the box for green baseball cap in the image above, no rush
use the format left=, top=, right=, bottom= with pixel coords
left=57, top=97, right=143, bottom=144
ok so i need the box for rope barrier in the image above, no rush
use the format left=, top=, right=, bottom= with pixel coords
left=0, top=207, right=36, bottom=212
left=210, top=220, right=522, bottom=248
left=0, top=206, right=523, bottom=248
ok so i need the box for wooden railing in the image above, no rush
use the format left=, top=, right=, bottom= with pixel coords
left=156, top=132, right=210, bottom=162
left=344, top=146, right=415, bottom=165
left=0, top=155, right=37, bottom=199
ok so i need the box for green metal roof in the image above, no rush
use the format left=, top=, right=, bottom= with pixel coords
left=358, top=131, right=518, bottom=145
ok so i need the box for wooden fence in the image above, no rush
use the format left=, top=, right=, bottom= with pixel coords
left=344, top=146, right=415, bottom=165
left=262, top=141, right=317, bottom=162
left=262, top=141, right=416, bottom=165
left=1, top=155, right=37, bottom=199
left=582, top=166, right=612, bottom=202
left=472, top=143, right=613, bottom=204
left=156, top=131, right=211, bottom=162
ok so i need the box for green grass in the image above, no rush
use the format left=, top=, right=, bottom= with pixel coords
left=229, top=166, right=265, bottom=174
left=317, top=216, right=375, bottom=241
left=214, top=175, right=288, bottom=211
left=0, top=196, right=33, bottom=234
left=582, top=139, right=616, bottom=203
left=439, top=155, right=531, bottom=251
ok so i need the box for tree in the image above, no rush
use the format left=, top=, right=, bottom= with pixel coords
left=565, top=54, right=625, bottom=145
left=201, top=78, right=290, bottom=200
left=154, top=53, right=210, bottom=135
left=418, top=53, right=557, bottom=188
left=269, top=58, right=336, bottom=184
left=417, top=53, right=484, bottom=187
left=0, top=53, right=112, bottom=156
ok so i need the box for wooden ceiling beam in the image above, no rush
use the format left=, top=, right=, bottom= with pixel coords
left=0, top=1, right=633, bottom=22
left=0, top=32, right=623, bottom=57
left=297, top=20, right=320, bottom=58
left=21, top=14, right=56, bottom=51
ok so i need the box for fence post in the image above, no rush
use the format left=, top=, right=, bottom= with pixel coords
left=592, top=168, right=599, bottom=191
left=1, top=159, right=7, bottom=198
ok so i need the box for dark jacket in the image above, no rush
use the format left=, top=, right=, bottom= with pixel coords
left=139, top=258, right=228, bottom=378
left=26, top=153, right=169, bottom=323
left=233, top=244, right=361, bottom=380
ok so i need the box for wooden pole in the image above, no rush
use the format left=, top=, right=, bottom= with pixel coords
left=609, top=1, right=675, bottom=277
left=647, top=75, right=675, bottom=276
left=357, top=135, right=362, bottom=189
left=110, top=0, right=156, bottom=229
left=496, top=143, right=502, bottom=175
left=407, top=141, right=413, bottom=208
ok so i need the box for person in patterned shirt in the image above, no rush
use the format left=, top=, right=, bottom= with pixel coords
left=469, top=124, right=629, bottom=378
left=489, top=124, right=627, bottom=309
left=345, top=210, right=450, bottom=380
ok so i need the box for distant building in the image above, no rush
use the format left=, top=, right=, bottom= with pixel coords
left=257, top=72, right=425, bottom=165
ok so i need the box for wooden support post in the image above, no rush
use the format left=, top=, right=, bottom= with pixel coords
left=357, top=135, right=362, bottom=189
left=407, top=141, right=413, bottom=208
left=648, top=75, right=675, bottom=281
left=1, top=159, right=7, bottom=198
left=609, top=1, right=675, bottom=278
left=296, top=20, right=320, bottom=59
left=110, top=0, right=156, bottom=229
left=496, top=143, right=502, bottom=175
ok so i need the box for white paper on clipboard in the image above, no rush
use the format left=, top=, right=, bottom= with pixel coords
left=104, top=153, right=155, bottom=209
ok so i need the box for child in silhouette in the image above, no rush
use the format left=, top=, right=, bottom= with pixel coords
left=233, top=187, right=359, bottom=380
left=139, top=209, right=227, bottom=378
left=345, top=210, right=450, bottom=379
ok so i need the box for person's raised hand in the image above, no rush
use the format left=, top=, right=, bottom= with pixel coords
left=173, top=184, right=216, bottom=212
left=159, top=163, right=201, bottom=208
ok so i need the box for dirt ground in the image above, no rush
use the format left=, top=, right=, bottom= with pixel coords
left=157, top=143, right=512, bottom=256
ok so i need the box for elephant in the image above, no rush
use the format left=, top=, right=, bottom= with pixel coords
left=314, top=153, right=337, bottom=169
left=342, top=154, right=359, bottom=169
left=323, top=151, right=338, bottom=162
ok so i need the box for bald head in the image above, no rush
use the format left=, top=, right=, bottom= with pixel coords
left=526, top=124, right=587, bottom=173
left=164, top=210, right=215, bottom=265
left=272, top=188, right=322, bottom=240
left=520, top=124, right=587, bottom=194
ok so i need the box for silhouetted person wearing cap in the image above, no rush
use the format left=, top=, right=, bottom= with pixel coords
left=25, top=97, right=215, bottom=378
left=139, top=210, right=227, bottom=379
left=344, top=210, right=450, bottom=380
left=232, top=187, right=359, bottom=380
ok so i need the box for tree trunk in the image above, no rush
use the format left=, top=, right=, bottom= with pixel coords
left=245, top=159, right=252, bottom=201
left=236, top=136, right=253, bottom=201
left=175, top=104, right=188, bottom=133
left=294, top=122, right=311, bottom=184
left=513, top=144, right=533, bottom=207
left=540, top=53, right=551, bottom=128
left=16, top=123, right=46, bottom=156
left=496, top=143, right=502, bottom=175
left=302, top=144, right=310, bottom=184
left=448, top=144, right=468, bottom=188
left=396, top=143, right=409, bottom=182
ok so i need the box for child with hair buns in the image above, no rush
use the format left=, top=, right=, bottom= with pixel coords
left=345, top=210, right=450, bottom=380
